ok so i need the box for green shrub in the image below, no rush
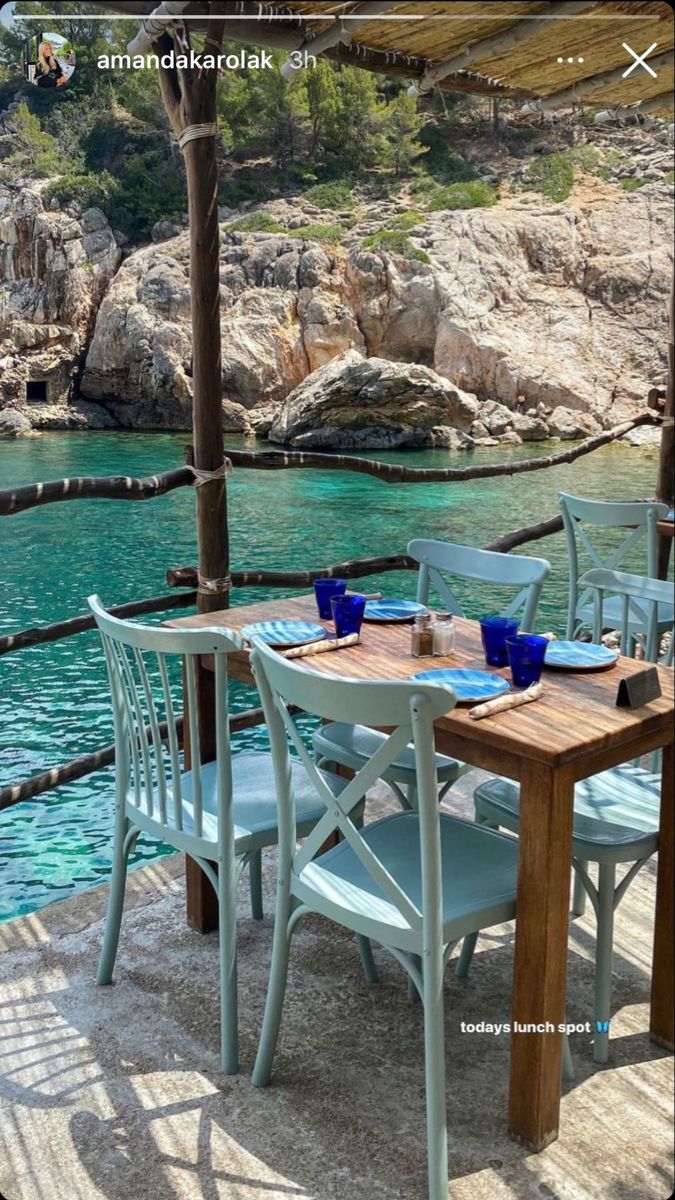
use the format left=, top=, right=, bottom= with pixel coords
left=228, top=211, right=285, bottom=233
left=301, top=181, right=356, bottom=210
left=664, top=169, right=674, bottom=184
left=43, top=170, right=120, bottom=214
left=620, top=177, right=648, bottom=192
left=5, top=101, right=60, bottom=177
left=423, top=180, right=498, bottom=211
left=362, top=228, right=429, bottom=263
left=288, top=222, right=344, bottom=243
left=390, top=210, right=424, bottom=231
left=521, top=153, right=574, bottom=202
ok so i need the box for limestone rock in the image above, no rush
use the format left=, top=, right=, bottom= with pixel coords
left=151, top=220, right=180, bottom=243
left=267, top=352, right=479, bottom=450
left=0, top=407, right=31, bottom=436
left=548, top=406, right=602, bottom=439
left=0, top=178, right=120, bottom=416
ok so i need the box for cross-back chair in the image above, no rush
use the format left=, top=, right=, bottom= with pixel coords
left=559, top=492, right=672, bottom=646
left=89, top=595, right=347, bottom=1075
left=313, top=540, right=550, bottom=814
left=249, top=637, right=519, bottom=1200
left=457, top=567, right=673, bottom=1065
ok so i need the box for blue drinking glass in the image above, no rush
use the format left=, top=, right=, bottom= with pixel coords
left=506, top=634, right=548, bottom=688
left=479, top=615, right=519, bottom=667
left=314, top=577, right=346, bottom=619
left=331, top=594, right=366, bottom=638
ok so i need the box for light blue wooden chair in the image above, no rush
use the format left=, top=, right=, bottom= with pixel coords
left=456, top=569, right=674, bottom=1065
left=560, top=492, right=673, bottom=646
left=249, top=638, right=519, bottom=1200
left=88, top=595, right=349, bottom=1076
left=313, top=540, right=550, bottom=810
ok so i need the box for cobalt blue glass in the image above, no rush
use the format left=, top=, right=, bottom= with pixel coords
left=331, top=594, right=366, bottom=638
left=314, top=577, right=346, bottom=619
left=506, top=634, right=548, bottom=688
left=479, top=615, right=520, bottom=667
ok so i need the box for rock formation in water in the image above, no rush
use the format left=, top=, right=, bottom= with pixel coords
left=267, top=350, right=479, bottom=449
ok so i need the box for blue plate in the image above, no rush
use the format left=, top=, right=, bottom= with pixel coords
left=411, top=668, right=510, bottom=704
left=242, top=620, right=326, bottom=648
left=363, top=599, right=429, bottom=623
left=545, top=641, right=619, bottom=671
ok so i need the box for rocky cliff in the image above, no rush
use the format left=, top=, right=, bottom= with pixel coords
left=1, top=101, right=672, bottom=447
left=0, top=184, right=121, bottom=431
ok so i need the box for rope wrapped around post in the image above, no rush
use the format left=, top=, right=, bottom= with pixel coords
left=176, top=122, right=218, bottom=151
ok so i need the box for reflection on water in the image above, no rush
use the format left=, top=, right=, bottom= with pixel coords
left=0, top=431, right=662, bottom=919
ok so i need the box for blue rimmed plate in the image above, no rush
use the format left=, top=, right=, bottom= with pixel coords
left=363, top=599, right=429, bottom=623
left=544, top=641, right=619, bottom=671
left=242, top=620, right=326, bottom=648
left=411, top=668, right=510, bottom=704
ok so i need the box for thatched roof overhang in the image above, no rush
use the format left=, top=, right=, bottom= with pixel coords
left=97, top=1, right=674, bottom=111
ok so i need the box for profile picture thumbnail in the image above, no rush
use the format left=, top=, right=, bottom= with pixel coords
left=23, top=33, right=76, bottom=90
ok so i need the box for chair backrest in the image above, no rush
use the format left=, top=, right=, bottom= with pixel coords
left=407, top=539, right=550, bottom=632
left=579, top=569, right=674, bottom=664
left=88, top=595, right=245, bottom=846
left=559, top=492, right=668, bottom=636
left=249, top=636, right=456, bottom=939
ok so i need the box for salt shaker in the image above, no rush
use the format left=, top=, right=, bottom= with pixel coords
left=433, top=612, right=455, bottom=657
left=411, top=613, right=434, bottom=657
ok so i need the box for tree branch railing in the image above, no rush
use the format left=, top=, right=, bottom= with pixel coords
left=0, top=412, right=657, bottom=517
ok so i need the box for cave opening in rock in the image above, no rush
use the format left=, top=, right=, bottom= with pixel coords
left=25, top=380, right=48, bottom=404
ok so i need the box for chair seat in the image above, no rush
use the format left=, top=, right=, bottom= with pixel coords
left=139, top=752, right=346, bottom=849
left=296, top=811, right=518, bottom=951
left=474, top=764, right=661, bottom=864
left=313, top=722, right=463, bottom=784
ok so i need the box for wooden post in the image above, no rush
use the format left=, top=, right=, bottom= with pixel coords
left=656, top=274, right=674, bottom=578
left=157, top=15, right=228, bottom=931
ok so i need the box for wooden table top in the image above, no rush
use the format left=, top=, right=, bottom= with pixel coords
left=167, top=594, right=674, bottom=773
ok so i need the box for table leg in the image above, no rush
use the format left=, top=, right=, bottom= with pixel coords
left=183, top=657, right=219, bottom=933
left=508, top=762, right=575, bottom=1151
left=650, top=740, right=674, bottom=1048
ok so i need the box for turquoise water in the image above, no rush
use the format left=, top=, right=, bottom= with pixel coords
left=0, top=431, right=662, bottom=921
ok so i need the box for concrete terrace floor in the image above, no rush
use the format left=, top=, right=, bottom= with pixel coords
left=0, top=773, right=672, bottom=1200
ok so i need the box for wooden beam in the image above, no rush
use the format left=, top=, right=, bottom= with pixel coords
left=523, top=50, right=675, bottom=112
left=410, top=1, right=598, bottom=95
left=156, top=18, right=231, bottom=617
left=279, top=1, right=395, bottom=78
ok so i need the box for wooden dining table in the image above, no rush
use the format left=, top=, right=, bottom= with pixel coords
left=167, top=594, right=674, bottom=1154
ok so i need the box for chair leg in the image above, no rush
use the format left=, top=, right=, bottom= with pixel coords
left=421, top=950, right=449, bottom=1200
left=249, top=851, right=264, bottom=921
left=97, top=818, right=136, bottom=986
left=218, top=861, right=240, bottom=1075
left=408, top=953, right=422, bottom=1002
left=572, top=862, right=588, bottom=917
left=593, top=862, right=616, bottom=1065
left=562, top=1032, right=575, bottom=1082
left=454, top=932, right=478, bottom=979
left=356, top=934, right=379, bottom=984
left=252, top=901, right=296, bottom=1087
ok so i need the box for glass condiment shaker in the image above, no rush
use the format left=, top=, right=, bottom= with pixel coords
left=411, top=613, right=434, bottom=657
left=433, top=613, right=455, bottom=657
